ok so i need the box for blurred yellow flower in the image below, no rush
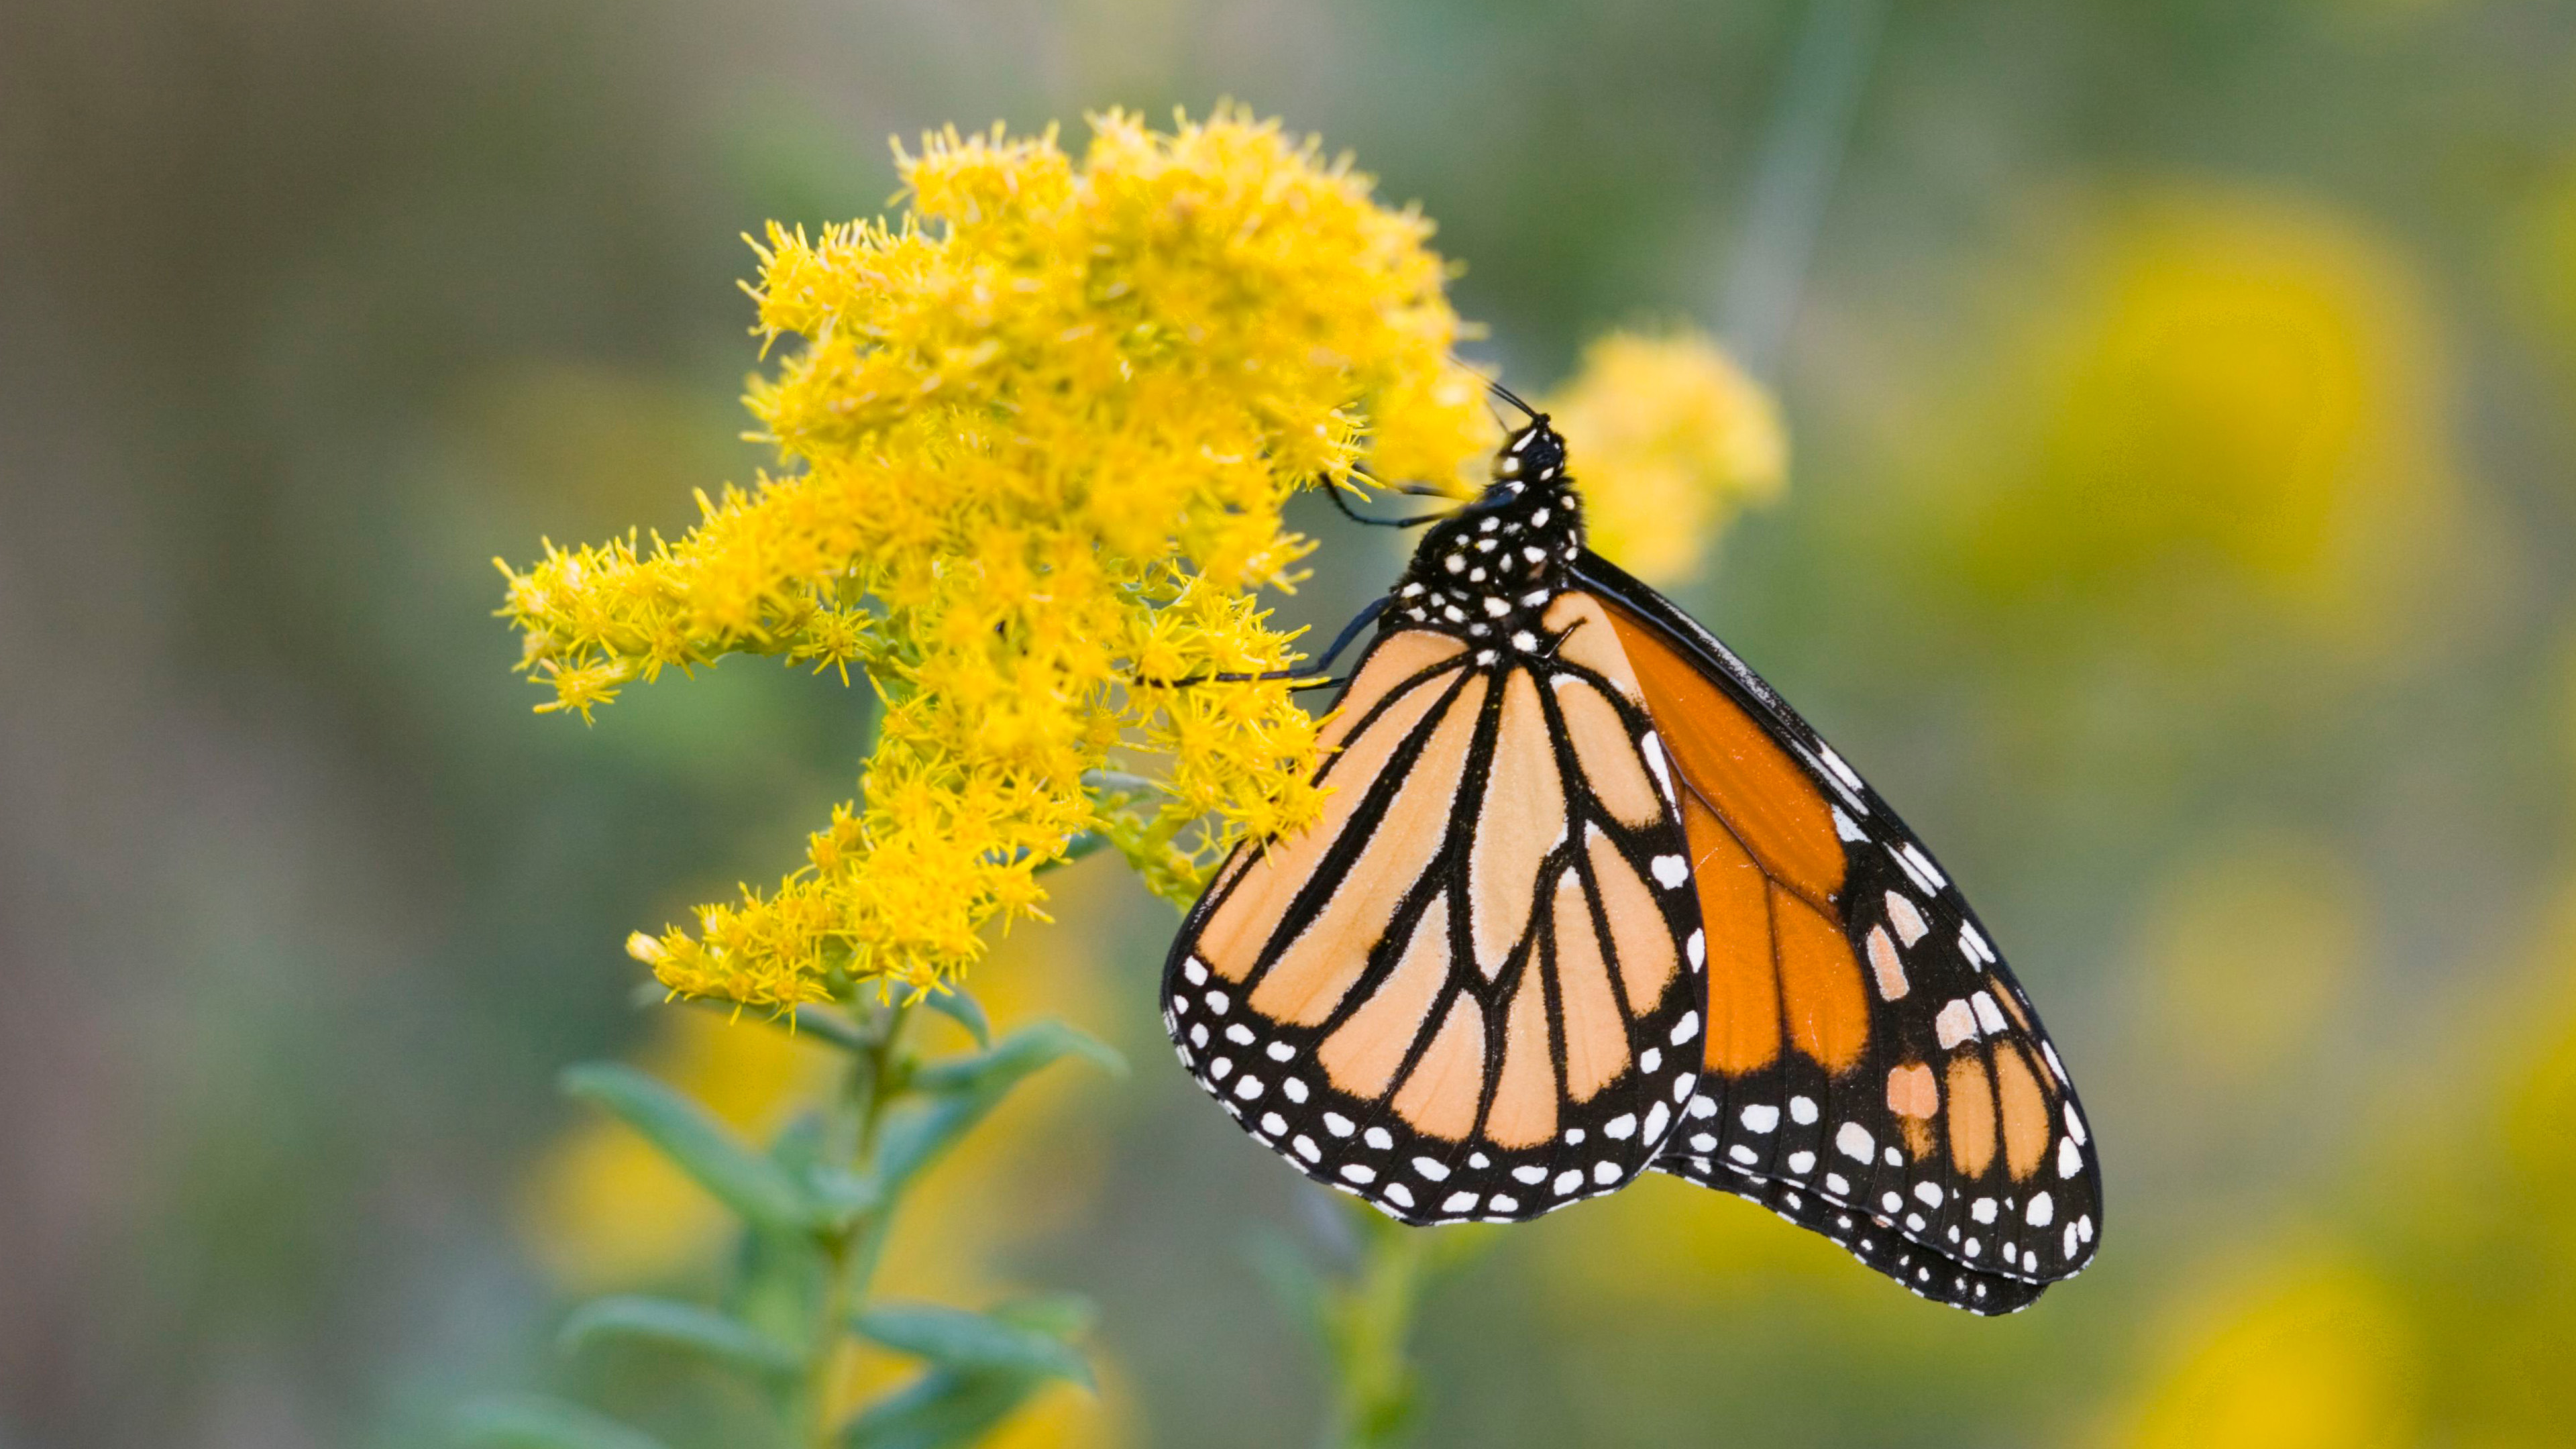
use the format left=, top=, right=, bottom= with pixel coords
left=1939, top=186, right=2469, bottom=656
left=2114, top=1258, right=2418, bottom=1449
left=2133, top=830, right=2364, bottom=1087
left=497, top=109, right=1491, bottom=1005
left=1546, top=328, right=1786, bottom=585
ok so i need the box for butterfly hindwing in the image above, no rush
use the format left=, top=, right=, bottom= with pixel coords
left=1570, top=551, right=2104, bottom=1315
left=1161, top=621, right=1708, bottom=1224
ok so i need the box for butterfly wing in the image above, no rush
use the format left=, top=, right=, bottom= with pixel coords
left=1570, top=551, right=2104, bottom=1315
left=1161, top=619, right=1709, bottom=1224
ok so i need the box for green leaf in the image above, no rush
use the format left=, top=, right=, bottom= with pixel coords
left=807, top=1163, right=885, bottom=1226
left=451, top=1394, right=669, bottom=1449
left=557, top=1296, right=800, bottom=1381
left=906, top=1020, right=1124, bottom=1094
left=853, top=1301, right=1093, bottom=1389
left=875, top=1022, right=1124, bottom=1193
left=561, top=1063, right=819, bottom=1232
left=839, top=1369, right=1047, bottom=1449
left=918, top=986, right=990, bottom=1049
left=989, top=1292, right=1098, bottom=1341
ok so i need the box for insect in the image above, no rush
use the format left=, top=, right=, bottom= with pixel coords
left=1159, top=392, right=2101, bottom=1313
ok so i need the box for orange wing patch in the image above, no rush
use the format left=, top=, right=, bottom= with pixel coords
left=1551, top=868, right=1631, bottom=1102
left=1992, top=1040, right=2051, bottom=1181
left=1557, top=678, right=1663, bottom=828
left=1772, top=887, right=1868, bottom=1073
left=1200, top=642, right=1461, bottom=981
left=1247, top=675, right=1485, bottom=1021
left=1469, top=670, right=1566, bottom=975
left=1485, top=973, right=1558, bottom=1148
left=1600, top=603, right=1844, bottom=908
left=1680, top=794, right=1779, bottom=1074
left=1945, top=1054, right=1998, bottom=1177
left=1586, top=824, right=1678, bottom=1016
left=1317, top=898, right=1451, bottom=1098
left=1593, top=597, right=1871, bottom=1081
left=1392, top=996, right=1487, bottom=1140
left=1315, top=631, right=1467, bottom=753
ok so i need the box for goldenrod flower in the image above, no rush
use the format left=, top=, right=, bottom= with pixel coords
left=498, top=110, right=1489, bottom=1005
left=1546, top=328, right=1786, bottom=585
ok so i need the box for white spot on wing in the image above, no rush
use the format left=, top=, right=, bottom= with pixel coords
left=1886, top=892, right=1931, bottom=947
left=1836, top=1122, right=1875, bottom=1161
left=1641, top=734, right=1676, bottom=804
left=1971, top=992, right=2008, bottom=1035
left=1819, top=747, right=1864, bottom=792
left=1888, top=843, right=1936, bottom=894
left=1867, top=926, right=1909, bottom=1001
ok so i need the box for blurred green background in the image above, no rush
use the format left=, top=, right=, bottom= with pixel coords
left=9, top=1, right=2576, bottom=1444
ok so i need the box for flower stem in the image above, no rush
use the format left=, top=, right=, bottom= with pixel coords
left=1320, top=1208, right=1434, bottom=1449
left=798, top=996, right=913, bottom=1447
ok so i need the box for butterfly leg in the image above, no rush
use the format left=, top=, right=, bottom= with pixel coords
left=1322, top=478, right=1446, bottom=529
left=1136, top=597, right=1389, bottom=690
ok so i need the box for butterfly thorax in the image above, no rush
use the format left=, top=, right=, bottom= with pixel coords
left=1387, top=419, right=1585, bottom=653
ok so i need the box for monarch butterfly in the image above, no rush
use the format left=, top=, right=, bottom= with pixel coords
left=1160, top=397, right=2101, bottom=1313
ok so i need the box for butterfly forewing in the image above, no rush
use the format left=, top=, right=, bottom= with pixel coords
left=1162, top=622, right=1709, bottom=1224
left=1571, top=552, right=2104, bottom=1315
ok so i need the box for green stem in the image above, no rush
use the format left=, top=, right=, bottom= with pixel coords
left=796, top=997, right=914, bottom=1448
left=1322, top=1212, right=1434, bottom=1449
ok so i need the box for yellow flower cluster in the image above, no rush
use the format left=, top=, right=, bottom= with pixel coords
left=497, top=110, right=1490, bottom=1004
left=1548, top=329, right=1786, bottom=585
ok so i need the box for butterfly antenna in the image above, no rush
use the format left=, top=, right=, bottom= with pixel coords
left=1486, top=379, right=1545, bottom=422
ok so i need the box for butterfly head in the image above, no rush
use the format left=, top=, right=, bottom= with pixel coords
left=1491, top=415, right=1568, bottom=488
left=1387, top=417, right=1585, bottom=641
